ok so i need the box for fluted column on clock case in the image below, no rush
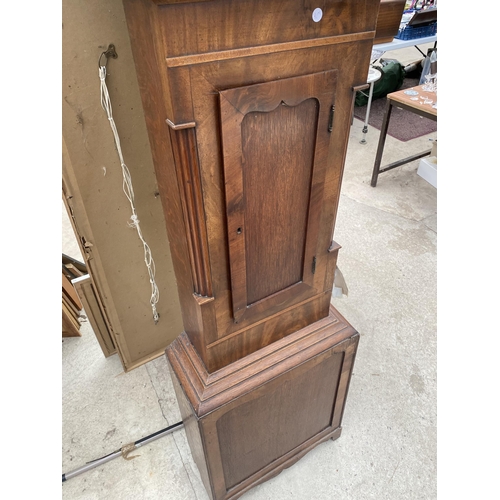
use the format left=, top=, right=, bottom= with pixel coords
left=122, top=0, right=380, bottom=498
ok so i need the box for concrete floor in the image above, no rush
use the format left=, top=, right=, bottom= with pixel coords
left=62, top=46, right=437, bottom=500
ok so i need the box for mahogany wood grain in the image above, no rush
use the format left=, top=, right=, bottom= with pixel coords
left=204, top=291, right=329, bottom=370
left=219, top=70, right=337, bottom=324
left=166, top=304, right=359, bottom=499
left=123, top=0, right=214, bottom=363
left=217, top=351, right=343, bottom=488
left=184, top=41, right=373, bottom=366
left=168, top=305, right=356, bottom=413
left=170, top=366, right=213, bottom=497
left=374, top=0, right=406, bottom=44
left=165, top=32, right=375, bottom=68
left=169, top=125, right=213, bottom=297
left=240, top=101, right=316, bottom=303
left=124, top=0, right=378, bottom=370
left=156, top=0, right=377, bottom=58
left=123, top=1, right=379, bottom=496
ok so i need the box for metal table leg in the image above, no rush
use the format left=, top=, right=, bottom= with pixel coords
left=360, top=80, right=375, bottom=145
left=370, top=97, right=434, bottom=187
left=371, top=99, right=393, bottom=187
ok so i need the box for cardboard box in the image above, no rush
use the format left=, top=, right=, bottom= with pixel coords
left=417, top=156, right=437, bottom=188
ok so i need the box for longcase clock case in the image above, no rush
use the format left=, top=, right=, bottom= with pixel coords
left=122, top=0, right=380, bottom=498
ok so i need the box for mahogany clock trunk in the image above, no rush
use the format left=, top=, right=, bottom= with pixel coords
left=122, top=0, right=380, bottom=498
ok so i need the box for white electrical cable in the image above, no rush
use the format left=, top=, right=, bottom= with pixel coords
left=99, top=65, right=160, bottom=324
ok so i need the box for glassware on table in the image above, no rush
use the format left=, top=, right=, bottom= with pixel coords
left=422, top=72, right=437, bottom=93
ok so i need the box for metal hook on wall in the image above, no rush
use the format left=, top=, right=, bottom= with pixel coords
left=98, top=44, right=118, bottom=68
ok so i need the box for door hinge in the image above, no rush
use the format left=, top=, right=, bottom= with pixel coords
left=328, top=105, right=335, bottom=132
left=312, top=256, right=317, bottom=274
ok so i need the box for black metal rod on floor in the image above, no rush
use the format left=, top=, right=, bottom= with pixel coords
left=62, top=421, right=184, bottom=482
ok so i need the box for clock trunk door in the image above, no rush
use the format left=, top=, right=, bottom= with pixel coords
left=219, top=70, right=338, bottom=323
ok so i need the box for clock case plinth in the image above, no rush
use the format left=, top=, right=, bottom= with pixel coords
left=167, top=305, right=359, bottom=500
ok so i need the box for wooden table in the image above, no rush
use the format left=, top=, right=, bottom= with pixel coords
left=371, top=84, right=437, bottom=187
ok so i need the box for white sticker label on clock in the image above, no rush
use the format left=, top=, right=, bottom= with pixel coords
left=312, top=8, right=323, bottom=22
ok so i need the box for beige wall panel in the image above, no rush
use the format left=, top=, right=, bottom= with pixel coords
left=62, top=0, right=184, bottom=371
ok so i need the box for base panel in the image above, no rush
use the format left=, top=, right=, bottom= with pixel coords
left=167, top=304, right=359, bottom=500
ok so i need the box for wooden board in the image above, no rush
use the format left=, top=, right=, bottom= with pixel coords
left=62, top=0, right=184, bottom=370
left=72, top=275, right=116, bottom=357
left=62, top=272, right=83, bottom=311
left=374, top=0, right=406, bottom=44
left=62, top=299, right=81, bottom=338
